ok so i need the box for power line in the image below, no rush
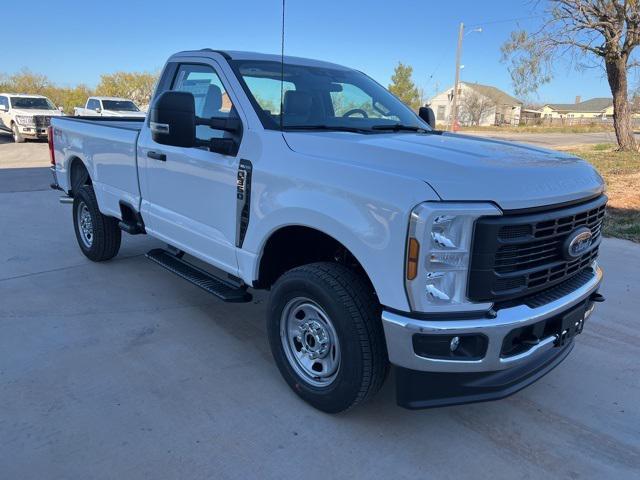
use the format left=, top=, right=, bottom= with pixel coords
left=466, top=14, right=543, bottom=28
left=426, top=15, right=543, bottom=92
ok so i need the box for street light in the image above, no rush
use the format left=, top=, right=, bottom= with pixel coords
left=449, top=24, right=482, bottom=131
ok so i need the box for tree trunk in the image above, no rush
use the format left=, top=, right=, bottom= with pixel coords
left=605, top=58, right=638, bottom=152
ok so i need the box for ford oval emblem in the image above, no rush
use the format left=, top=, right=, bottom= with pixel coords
left=563, top=227, right=593, bottom=259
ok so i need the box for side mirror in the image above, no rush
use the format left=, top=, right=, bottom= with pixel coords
left=419, top=107, right=436, bottom=129
left=58, top=106, right=64, bottom=112
left=149, top=90, right=196, bottom=148
left=95, top=107, right=102, bottom=114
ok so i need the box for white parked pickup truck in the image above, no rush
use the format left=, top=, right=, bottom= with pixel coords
left=73, top=97, right=146, bottom=118
left=0, top=93, right=63, bottom=142
left=49, top=49, right=606, bottom=412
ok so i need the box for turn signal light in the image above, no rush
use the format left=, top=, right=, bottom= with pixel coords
left=406, top=237, right=420, bottom=280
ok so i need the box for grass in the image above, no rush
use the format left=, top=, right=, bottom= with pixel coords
left=568, top=144, right=640, bottom=243
left=457, top=124, right=615, bottom=134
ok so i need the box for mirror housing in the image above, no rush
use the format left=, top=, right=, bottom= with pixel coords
left=419, top=106, right=436, bottom=129
left=58, top=106, right=64, bottom=112
left=95, top=107, right=101, bottom=113
left=149, top=91, right=196, bottom=148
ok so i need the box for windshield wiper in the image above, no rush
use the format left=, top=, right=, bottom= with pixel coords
left=371, top=124, right=428, bottom=132
left=283, top=125, right=369, bottom=133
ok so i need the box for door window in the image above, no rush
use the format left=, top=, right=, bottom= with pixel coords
left=87, top=99, right=100, bottom=110
left=0, top=96, right=8, bottom=109
left=172, top=64, right=237, bottom=142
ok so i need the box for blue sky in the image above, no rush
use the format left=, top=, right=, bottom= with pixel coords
left=3, top=0, right=630, bottom=103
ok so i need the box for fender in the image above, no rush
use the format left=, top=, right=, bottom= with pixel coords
left=238, top=149, right=439, bottom=311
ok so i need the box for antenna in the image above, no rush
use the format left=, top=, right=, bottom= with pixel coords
left=279, top=0, right=286, bottom=131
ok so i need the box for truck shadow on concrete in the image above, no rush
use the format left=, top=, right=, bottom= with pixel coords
left=0, top=167, right=52, bottom=193
left=0, top=131, right=48, bottom=144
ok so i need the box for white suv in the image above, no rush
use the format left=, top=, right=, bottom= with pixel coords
left=0, top=93, right=63, bottom=142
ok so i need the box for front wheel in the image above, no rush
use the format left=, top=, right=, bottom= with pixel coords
left=12, top=124, right=25, bottom=143
left=267, top=262, right=388, bottom=413
left=72, top=185, right=121, bottom=261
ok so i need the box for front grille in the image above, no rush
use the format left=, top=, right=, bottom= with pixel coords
left=33, top=116, right=51, bottom=128
left=468, top=195, right=606, bottom=303
left=497, top=267, right=596, bottom=310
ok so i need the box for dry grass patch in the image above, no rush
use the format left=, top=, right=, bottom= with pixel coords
left=459, top=124, right=615, bottom=134
left=569, top=145, right=640, bottom=243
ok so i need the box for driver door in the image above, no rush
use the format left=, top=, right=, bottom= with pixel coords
left=138, top=61, right=242, bottom=275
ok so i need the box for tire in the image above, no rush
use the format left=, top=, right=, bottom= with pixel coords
left=267, top=262, right=388, bottom=413
left=12, top=124, right=25, bottom=143
left=72, top=185, right=121, bottom=261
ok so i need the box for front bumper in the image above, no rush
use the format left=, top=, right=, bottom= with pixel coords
left=17, top=124, right=49, bottom=138
left=382, top=264, right=602, bottom=408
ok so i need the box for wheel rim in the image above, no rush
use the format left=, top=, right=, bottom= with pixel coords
left=77, top=201, right=94, bottom=248
left=280, top=297, right=341, bottom=387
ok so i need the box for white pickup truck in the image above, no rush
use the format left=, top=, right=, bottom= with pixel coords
left=73, top=97, right=146, bottom=118
left=0, top=93, right=63, bottom=142
left=49, top=49, right=606, bottom=412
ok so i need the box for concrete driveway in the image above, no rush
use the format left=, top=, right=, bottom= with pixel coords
left=1, top=142, right=639, bottom=479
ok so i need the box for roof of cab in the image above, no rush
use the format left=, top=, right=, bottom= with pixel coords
left=173, top=49, right=351, bottom=71
left=0, top=93, right=50, bottom=98
left=90, top=96, right=136, bottom=102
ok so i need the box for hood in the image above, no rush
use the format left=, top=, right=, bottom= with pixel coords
left=283, top=131, right=604, bottom=211
left=12, top=109, right=63, bottom=117
left=103, top=110, right=146, bottom=118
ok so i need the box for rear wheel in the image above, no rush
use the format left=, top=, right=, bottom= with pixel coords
left=72, top=185, right=121, bottom=261
left=267, top=262, right=388, bottom=413
left=12, top=124, right=24, bottom=143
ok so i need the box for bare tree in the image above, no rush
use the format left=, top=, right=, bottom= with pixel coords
left=501, top=0, right=639, bottom=151
left=459, top=89, right=494, bottom=125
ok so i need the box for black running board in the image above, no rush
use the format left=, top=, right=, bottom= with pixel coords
left=145, top=248, right=252, bottom=303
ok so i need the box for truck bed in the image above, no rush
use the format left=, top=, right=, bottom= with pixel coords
left=51, top=116, right=145, bottom=218
left=59, top=116, right=145, bottom=130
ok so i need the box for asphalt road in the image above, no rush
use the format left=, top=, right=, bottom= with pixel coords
left=463, top=130, right=640, bottom=149
left=1, top=141, right=639, bottom=479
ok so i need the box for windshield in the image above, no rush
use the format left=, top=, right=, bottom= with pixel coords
left=10, top=97, right=56, bottom=110
left=102, top=100, right=140, bottom=112
left=232, top=60, right=429, bottom=133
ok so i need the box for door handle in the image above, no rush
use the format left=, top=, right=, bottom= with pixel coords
left=147, top=151, right=166, bottom=161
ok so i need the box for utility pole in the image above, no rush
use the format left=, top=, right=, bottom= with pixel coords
left=450, top=22, right=464, bottom=132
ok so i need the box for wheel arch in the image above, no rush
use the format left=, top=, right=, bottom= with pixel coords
left=67, top=155, right=92, bottom=194
left=254, top=224, right=378, bottom=299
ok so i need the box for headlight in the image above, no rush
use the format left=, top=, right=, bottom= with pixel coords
left=405, top=202, right=501, bottom=313
left=15, top=116, right=35, bottom=126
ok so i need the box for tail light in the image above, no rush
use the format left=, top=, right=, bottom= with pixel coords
left=47, top=126, right=55, bottom=165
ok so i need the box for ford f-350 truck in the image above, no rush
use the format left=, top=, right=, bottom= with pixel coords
left=49, top=49, right=606, bottom=413
left=0, top=93, right=63, bottom=142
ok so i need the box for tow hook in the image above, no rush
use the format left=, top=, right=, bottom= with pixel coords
left=59, top=196, right=73, bottom=204
left=590, top=292, right=606, bottom=303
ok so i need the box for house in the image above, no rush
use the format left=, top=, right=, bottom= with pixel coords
left=428, top=82, right=523, bottom=127
left=541, top=97, right=614, bottom=119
